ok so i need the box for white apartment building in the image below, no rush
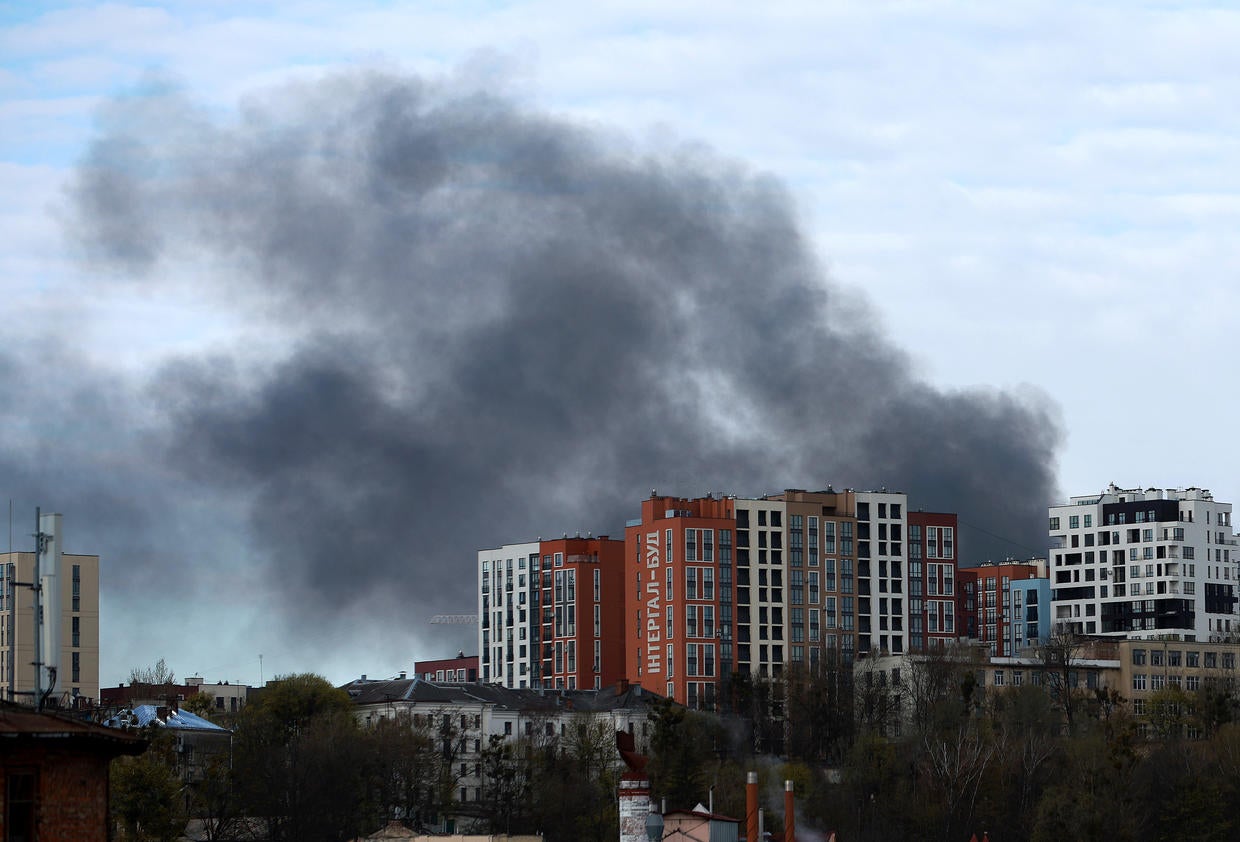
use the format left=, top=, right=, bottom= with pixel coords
left=1048, top=484, right=1238, bottom=640
left=478, top=542, right=540, bottom=688
left=854, top=491, right=910, bottom=656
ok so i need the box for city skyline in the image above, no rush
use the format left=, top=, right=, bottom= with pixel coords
left=3, top=2, right=1239, bottom=686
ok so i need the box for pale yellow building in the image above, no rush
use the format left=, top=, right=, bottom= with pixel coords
left=0, top=513, right=100, bottom=707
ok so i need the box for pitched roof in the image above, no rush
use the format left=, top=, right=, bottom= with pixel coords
left=340, top=677, right=666, bottom=713
left=0, top=701, right=147, bottom=755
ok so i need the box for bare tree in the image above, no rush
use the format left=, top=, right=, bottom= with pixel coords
left=1039, top=624, right=1083, bottom=730
left=128, top=658, right=176, bottom=689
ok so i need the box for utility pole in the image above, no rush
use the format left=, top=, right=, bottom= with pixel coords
left=31, top=507, right=45, bottom=709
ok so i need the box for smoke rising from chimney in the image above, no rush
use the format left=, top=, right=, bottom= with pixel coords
left=62, top=70, right=1061, bottom=647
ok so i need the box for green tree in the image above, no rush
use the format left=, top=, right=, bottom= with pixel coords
left=182, top=690, right=216, bottom=718
left=232, top=673, right=367, bottom=842
left=646, top=697, right=727, bottom=810
left=366, top=711, right=441, bottom=829
left=111, top=729, right=186, bottom=842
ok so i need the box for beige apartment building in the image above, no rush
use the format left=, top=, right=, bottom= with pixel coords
left=0, top=513, right=100, bottom=707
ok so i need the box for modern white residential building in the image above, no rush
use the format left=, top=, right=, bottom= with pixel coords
left=1048, top=484, right=1238, bottom=640
left=854, top=491, right=911, bottom=656
left=478, top=541, right=540, bottom=688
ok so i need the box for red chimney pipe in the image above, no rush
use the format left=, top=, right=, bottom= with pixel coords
left=784, top=780, right=795, bottom=842
left=746, top=772, right=758, bottom=842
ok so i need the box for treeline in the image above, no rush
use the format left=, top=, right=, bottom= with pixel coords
left=711, top=651, right=1240, bottom=842
left=109, top=662, right=1240, bottom=842
left=109, top=673, right=626, bottom=842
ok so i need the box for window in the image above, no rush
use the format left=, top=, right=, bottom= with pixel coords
left=1132, top=674, right=1147, bottom=691
left=6, top=772, right=36, bottom=842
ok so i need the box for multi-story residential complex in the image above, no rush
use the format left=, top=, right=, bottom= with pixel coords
left=624, top=494, right=736, bottom=710
left=957, top=560, right=1046, bottom=656
left=1, top=513, right=99, bottom=707
left=769, top=490, right=861, bottom=669
left=479, top=541, right=538, bottom=687
left=1048, top=485, right=1238, bottom=640
left=478, top=536, right=624, bottom=690
left=1008, top=574, right=1052, bottom=654
left=853, top=491, right=911, bottom=657
left=619, top=488, right=954, bottom=709
left=907, top=511, right=959, bottom=652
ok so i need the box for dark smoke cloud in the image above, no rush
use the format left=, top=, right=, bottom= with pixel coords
left=66, top=70, right=1061, bottom=648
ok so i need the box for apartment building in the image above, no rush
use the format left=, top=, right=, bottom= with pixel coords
left=853, top=491, right=911, bottom=657
left=620, top=488, right=948, bottom=709
left=769, top=489, right=861, bottom=670
left=0, top=513, right=99, bottom=707
left=907, top=511, right=959, bottom=652
left=1048, top=485, right=1238, bottom=640
left=623, top=494, right=735, bottom=710
left=478, top=536, right=625, bottom=690
left=957, top=560, right=1046, bottom=656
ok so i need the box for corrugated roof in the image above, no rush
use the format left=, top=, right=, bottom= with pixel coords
left=103, top=704, right=231, bottom=733
left=0, top=701, right=147, bottom=754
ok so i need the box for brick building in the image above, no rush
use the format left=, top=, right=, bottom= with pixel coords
left=415, top=653, right=479, bottom=683
left=1, top=700, right=145, bottom=839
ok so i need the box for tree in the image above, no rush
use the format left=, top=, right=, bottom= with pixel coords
left=231, top=673, right=367, bottom=842
left=111, top=729, right=186, bottom=842
left=1039, top=625, right=1083, bottom=730
left=1146, top=684, right=1192, bottom=742
left=646, top=697, right=727, bottom=810
left=784, top=657, right=854, bottom=761
left=366, top=711, right=441, bottom=829
left=182, top=691, right=216, bottom=718
left=129, top=658, right=177, bottom=688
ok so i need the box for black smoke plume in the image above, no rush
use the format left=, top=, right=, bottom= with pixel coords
left=63, top=70, right=1061, bottom=654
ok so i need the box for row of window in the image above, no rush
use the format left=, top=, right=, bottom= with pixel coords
left=1131, top=648, right=1235, bottom=669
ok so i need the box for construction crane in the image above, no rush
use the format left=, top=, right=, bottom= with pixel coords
left=428, top=614, right=478, bottom=625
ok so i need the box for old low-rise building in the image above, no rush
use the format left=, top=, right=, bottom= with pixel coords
left=103, top=703, right=232, bottom=782
left=1, top=700, right=146, bottom=839
left=341, top=675, right=664, bottom=832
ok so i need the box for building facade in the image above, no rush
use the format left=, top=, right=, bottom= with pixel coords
left=416, top=653, right=479, bottom=683
left=0, top=513, right=99, bottom=707
left=907, top=510, right=959, bottom=652
left=958, top=560, right=1046, bottom=656
left=1048, top=485, right=1238, bottom=640
left=479, top=536, right=625, bottom=689
left=624, top=494, right=736, bottom=709
left=620, top=488, right=953, bottom=709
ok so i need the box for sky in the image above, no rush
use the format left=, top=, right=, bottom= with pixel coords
left=3, top=1, right=1239, bottom=689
